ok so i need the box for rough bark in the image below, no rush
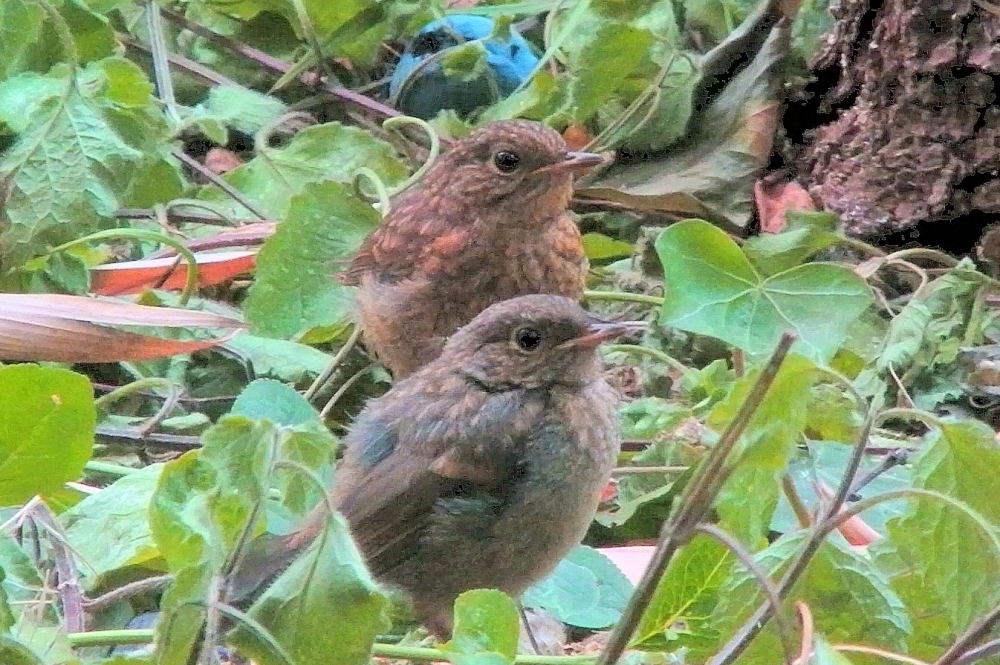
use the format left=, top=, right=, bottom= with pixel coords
left=792, top=0, right=1000, bottom=238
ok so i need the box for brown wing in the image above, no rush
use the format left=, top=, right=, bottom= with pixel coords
left=340, top=192, right=472, bottom=286
left=336, top=443, right=515, bottom=576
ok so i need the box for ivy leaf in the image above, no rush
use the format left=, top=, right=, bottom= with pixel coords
left=872, top=419, right=1000, bottom=658
left=0, top=364, right=95, bottom=505
left=197, top=122, right=408, bottom=220
left=655, top=220, right=873, bottom=364
left=244, top=181, right=381, bottom=339
left=442, top=589, right=520, bottom=665
left=523, top=545, right=633, bottom=629
left=742, top=211, right=841, bottom=276
left=0, top=58, right=180, bottom=268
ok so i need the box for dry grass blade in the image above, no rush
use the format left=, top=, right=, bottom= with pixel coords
left=0, top=294, right=244, bottom=362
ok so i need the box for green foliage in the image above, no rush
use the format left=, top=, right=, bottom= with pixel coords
left=657, top=220, right=873, bottom=363
left=523, top=546, right=633, bottom=629
left=244, top=181, right=382, bottom=338
left=0, top=364, right=95, bottom=505
left=442, top=589, right=520, bottom=665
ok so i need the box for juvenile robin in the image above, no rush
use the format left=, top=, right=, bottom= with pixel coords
left=231, top=294, right=624, bottom=637
left=342, top=119, right=605, bottom=378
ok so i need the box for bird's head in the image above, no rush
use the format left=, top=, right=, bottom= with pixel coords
left=421, top=120, right=605, bottom=222
left=440, top=294, right=627, bottom=391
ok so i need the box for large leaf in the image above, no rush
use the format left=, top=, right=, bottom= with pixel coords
left=522, top=545, right=633, bottom=629
left=0, top=365, right=95, bottom=505
left=228, top=512, right=389, bottom=665
left=872, top=419, right=1000, bottom=658
left=712, top=535, right=910, bottom=663
left=244, top=181, right=381, bottom=338
left=63, top=464, right=165, bottom=588
left=655, top=220, right=873, bottom=364
left=197, top=122, right=408, bottom=220
left=0, top=58, right=182, bottom=268
left=579, top=21, right=787, bottom=229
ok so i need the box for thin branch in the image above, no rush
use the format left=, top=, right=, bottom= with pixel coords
left=172, top=149, right=267, bottom=220
left=83, top=576, right=172, bottom=612
left=157, top=5, right=401, bottom=119
left=833, top=644, right=931, bottom=665
left=935, top=600, right=1000, bottom=665
left=320, top=362, right=375, bottom=419
left=95, top=425, right=201, bottom=449
left=953, top=636, right=1000, bottom=665
left=305, top=324, right=363, bottom=400
left=119, top=33, right=238, bottom=88
left=596, top=333, right=796, bottom=665
left=30, top=505, right=85, bottom=633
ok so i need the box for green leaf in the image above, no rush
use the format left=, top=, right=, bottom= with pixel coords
left=197, top=122, right=408, bottom=220
left=811, top=634, right=856, bottom=664
left=0, top=58, right=180, bottom=268
left=149, top=416, right=275, bottom=664
left=713, top=535, right=910, bottom=661
left=232, top=378, right=323, bottom=428
left=553, top=24, right=657, bottom=122
left=191, top=84, right=287, bottom=137
left=872, top=419, right=1000, bottom=658
left=582, top=23, right=785, bottom=228
left=0, top=364, right=95, bottom=505
left=0, top=635, right=45, bottom=665
left=655, top=220, right=873, bottom=364
left=582, top=232, right=634, bottom=262
left=443, top=589, right=520, bottom=665
left=63, top=464, right=165, bottom=588
left=225, top=333, right=334, bottom=385
left=244, top=181, right=381, bottom=338
left=228, top=512, right=389, bottom=665
left=0, top=0, right=45, bottom=80
left=0, top=534, right=46, bottom=621
left=441, top=42, right=490, bottom=81
left=632, top=534, right=731, bottom=651
left=523, top=545, right=633, bottom=629
left=742, top=211, right=841, bottom=276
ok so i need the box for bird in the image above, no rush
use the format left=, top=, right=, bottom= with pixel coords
left=389, top=15, right=540, bottom=120
left=229, top=294, right=624, bottom=637
left=341, top=119, right=606, bottom=379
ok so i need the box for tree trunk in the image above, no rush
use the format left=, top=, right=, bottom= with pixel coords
left=789, top=0, right=1000, bottom=240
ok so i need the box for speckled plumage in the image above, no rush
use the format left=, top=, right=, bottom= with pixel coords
left=342, top=120, right=603, bottom=378
left=232, top=295, right=621, bottom=637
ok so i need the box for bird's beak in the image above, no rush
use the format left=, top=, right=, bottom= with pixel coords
left=534, top=151, right=607, bottom=175
left=564, top=322, right=636, bottom=350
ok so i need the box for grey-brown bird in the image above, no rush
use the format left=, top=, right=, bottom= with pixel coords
left=231, top=295, right=623, bottom=637
left=341, top=120, right=605, bottom=378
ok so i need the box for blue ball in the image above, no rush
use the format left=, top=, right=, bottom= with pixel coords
left=389, top=15, right=540, bottom=119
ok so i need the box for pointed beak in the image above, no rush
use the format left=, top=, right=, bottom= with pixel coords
left=565, top=322, right=635, bottom=350
left=534, top=151, right=607, bottom=175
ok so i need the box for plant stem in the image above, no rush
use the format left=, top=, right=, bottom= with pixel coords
left=84, top=461, right=138, bottom=477
left=596, top=333, right=796, bottom=665
left=585, top=290, right=665, bottom=307
left=603, top=344, right=691, bottom=378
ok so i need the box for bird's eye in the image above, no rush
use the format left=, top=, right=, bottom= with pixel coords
left=513, top=326, right=542, bottom=352
left=412, top=32, right=444, bottom=56
left=493, top=150, right=521, bottom=173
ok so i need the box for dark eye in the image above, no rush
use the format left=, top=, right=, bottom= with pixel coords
left=493, top=150, right=521, bottom=173
left=411, top=32, right=444, bottom=56
left=514, top=326, right=542, bottom=352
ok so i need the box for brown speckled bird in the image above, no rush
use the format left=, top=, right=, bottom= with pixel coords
left=230, top=295, right=623, bottom=637
left=341, top=120, right=605, bottom=378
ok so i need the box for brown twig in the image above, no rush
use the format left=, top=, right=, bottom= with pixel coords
left=115, top=208, right=269, bottom=227
left=935, top=600, right=1000, bottom=665
left=695, top=523, right=794, bottom=665
left=119, top=33, right=238, bottom=88
left=157, top=5, right=401, bottom=119
left=172, top=149, right=268, bottom=220
left=95, top=425, right=202, bottom=449
left=30, top=505, right=85, bottom=633
left=596, top=333, right=796, bottom=665
left=953, top=636, right=1000, bottom=665
left=83, top=575, right=172, bottom=612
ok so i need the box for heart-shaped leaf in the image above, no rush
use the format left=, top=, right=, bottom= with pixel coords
left=655, top=219, right=872, bottom=363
